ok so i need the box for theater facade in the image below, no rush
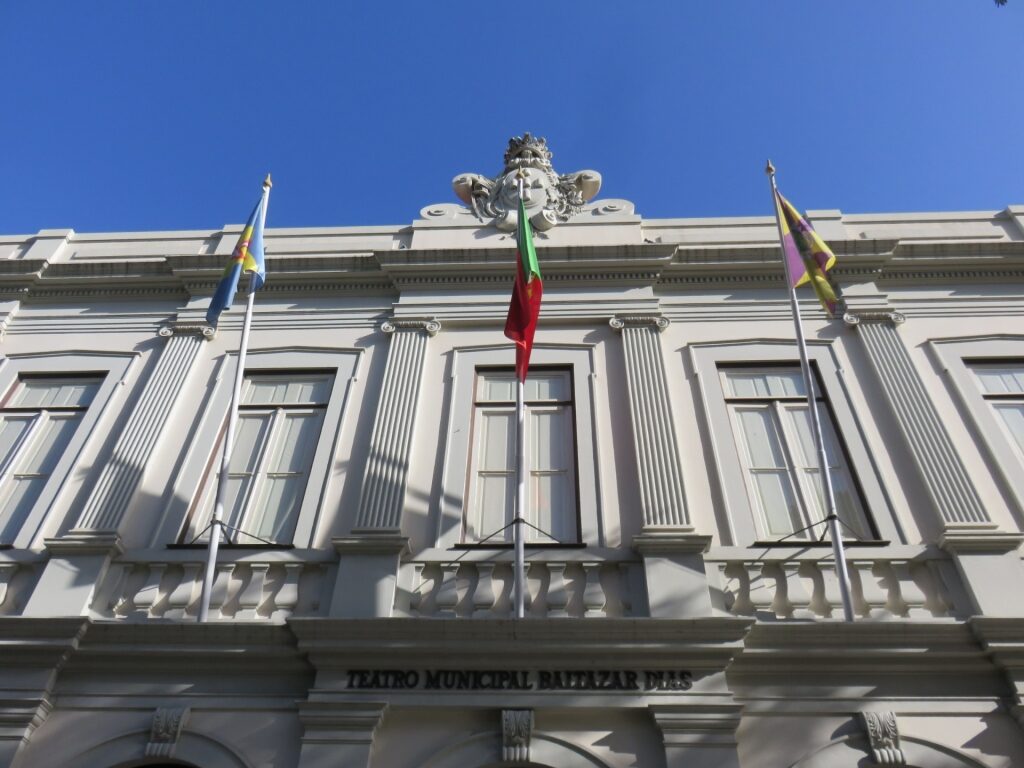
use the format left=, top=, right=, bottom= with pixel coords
left=2, top=136, right=1024, bottom=767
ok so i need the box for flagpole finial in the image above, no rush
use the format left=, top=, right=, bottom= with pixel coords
left=765, top=159, right=775, bottom=177
left=263, top=173, right=273, bottom=190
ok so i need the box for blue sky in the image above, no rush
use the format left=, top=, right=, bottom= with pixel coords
left=1, top=2, right=1021, bottom=234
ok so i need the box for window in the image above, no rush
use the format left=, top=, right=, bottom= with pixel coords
left=466, top=369, right=578, bottom=544
left=690, top=341, right=896, bottom=546
left=969, top=363, right=1024, bottom=459
left=0, top=377, right=102, bottom=542
left=930, top=337, right=1024, bottom=521
left=185, top=372, right=333, bottom=545
left=721, top=367, right=870, bottom=541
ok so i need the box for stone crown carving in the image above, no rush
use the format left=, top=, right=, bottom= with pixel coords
left=453, top=133, right=601, bottom=232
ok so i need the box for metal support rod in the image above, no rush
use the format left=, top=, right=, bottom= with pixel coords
left=513, top=173, right=528, bottom=620
left=766, top=162, right=855, bottom=622
left=514, top=377, right=527, bottom=619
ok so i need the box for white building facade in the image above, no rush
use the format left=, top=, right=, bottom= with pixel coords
left=2, top=137, right=1024, bottom=767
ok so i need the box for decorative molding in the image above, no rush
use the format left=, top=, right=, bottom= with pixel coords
left=842, top=310, right=905, bottom=327
left=852, top=317, right=990, bottom=526
left=450, top=133, right=601, bottom=232
left=501, top=709, right=533, bottom=763
left=608, top=314, right=670, bottom=333
left=649, top=703, right=743, bottom=749
left=158, top=321, right=215, bottom=339
left=858, top=711, right=906, bottom=766
left=74, top=328, right=206, bottom=532
left=380, top=317, right=441, bottom=337
left=609, top=315, right=689, bottom=527
left=145, top=707, right=190, bottom=758
left=354, top=318, right=435, bottom=530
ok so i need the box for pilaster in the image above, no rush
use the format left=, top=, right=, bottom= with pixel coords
left=353, top=318, right=440, bottom=532
left=940, top=530, right=1024, bottom=616
left=72, top=321, right=212, bottom=532
left=633, top=533, right=713, bottom=617
left=650, top=701, right=743, bottom=768
left=296, top=699, right=387, bottom=768
left=0, top=617, right=87, bottom=768
left=843, top=308, right=990, bottom=527
left=609, top=314, right=689, bottom=529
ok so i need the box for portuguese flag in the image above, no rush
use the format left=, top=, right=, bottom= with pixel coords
left=504, top=197, right=543, bottom=382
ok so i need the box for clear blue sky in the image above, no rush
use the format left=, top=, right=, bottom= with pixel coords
left=1, top=2, right=1021, bottom=234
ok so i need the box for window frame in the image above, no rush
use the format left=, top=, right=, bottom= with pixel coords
left=464, top=365, right=581, bottom=545
left=438, top=344, right=601, bottom=550
left=0, top=350, right=136, bottom=548
left=930, top=335, right=1024, bottom=520
left=690, top=340, right=897, bottom=546
left=157, top=346, right=362, bottom=549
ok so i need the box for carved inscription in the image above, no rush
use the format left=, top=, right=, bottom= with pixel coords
left=345, top=669, right=692, bottom=692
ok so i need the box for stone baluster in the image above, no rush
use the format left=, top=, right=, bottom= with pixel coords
left=851, top=561, right=891, bottom=619
left=582, top=562, right=606, bottom=617
left=435, top=563, right=460, bottom=618
left=164, top=564, right=201, bottom=620
left=618, top=563, right=634, bottom=617
left=207, top=564, right=234, bottom=619
left=891, top=561, right=930, bottom=619
left=821, top=564, right=844, bottom=619
left=472, top=563, right=496, bottom=618
left=781, top=563, right=814, bottom=619
left=274, top=563, right=303, bottom=618
left=0, top=564, right=18, bottom=612
left=546, top=563, right=569, bottom=618
left=408, top=563, right=426, bottom=616
left=133, top=563, right=167, bottom=618
left=236, top=564, right=269, bottom=619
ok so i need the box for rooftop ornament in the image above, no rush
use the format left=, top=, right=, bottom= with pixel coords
left=453, top=133, right=601, bottom=232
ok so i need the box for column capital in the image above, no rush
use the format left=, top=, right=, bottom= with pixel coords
left=609, top=314, right=669, bottom=332
left=380, top=317, right=441, bottom=337
left=842, top=310, right=905, bottom=327
left=158, top=321, right=215, bottom=339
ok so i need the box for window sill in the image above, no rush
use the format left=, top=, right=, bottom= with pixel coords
left=452, top=542, right=586, bottom=551
left=750, top=539, right=890, bottom=549
left=167, top=543, right=295, bottom=550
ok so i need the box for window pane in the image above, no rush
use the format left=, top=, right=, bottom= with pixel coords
left=751, top=471, right=802, bottom=537
left=12, top=377, right=101, bottom=407
left=994, top=403, right=1024, bottom=455
left=530, top=406, right=576, bottom=543
left=0, top=477, right=46, bottom=543
left=246, top=476, right=304, bottom=543
left=264, top=411, right=323, bottom=474
left=468, top=408, right=515, bottom=542
left=974, top=365, right=1024, bottom=395
left=243, top=374, right=331, bottom=405
left=732, top=407, right=787, bottom=468
left=723, top=369, right=806, bottom=398
left=0, top=415, right=35, bottom=470
left=19, top=414, right=81, bottom=475
left=476, top=372, right=517, bottom=403
left=526, top=372, right=571, bottom=402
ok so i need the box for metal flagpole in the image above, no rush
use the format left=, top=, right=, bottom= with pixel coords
left=198, top=178, right=271, bottom=623
left=766, top=161, right=855, bottom=623
left=513, top=173, right=527, bottom=620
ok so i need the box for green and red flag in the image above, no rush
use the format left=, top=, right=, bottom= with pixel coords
left=504, top=197, right=543, bottom=381
left=773, top=188, right=838, bottom=316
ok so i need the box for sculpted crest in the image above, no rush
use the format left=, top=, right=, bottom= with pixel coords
left=452, top=133, right=602, bottom=232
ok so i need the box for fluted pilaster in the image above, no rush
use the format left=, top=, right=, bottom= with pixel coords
left=73, top=322, right=212, bottom=532
left=353, top=318, right=440, bottom=531
left=610, top=315, right=689, bottom=528
left=845, top=310, right=989, bottom=526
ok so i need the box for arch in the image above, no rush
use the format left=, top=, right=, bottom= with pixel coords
left=788, top=733, right=990, bottom=768
left=57, top=729, right=251, bottom=768
left=421, top=730, right=613, bottom=768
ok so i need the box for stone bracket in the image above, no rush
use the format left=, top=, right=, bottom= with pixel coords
left=858, top=711, right=906, bottom=765
left=145, top=706, right=190, bottom=758
left=501, top=709, right=533, bottom=763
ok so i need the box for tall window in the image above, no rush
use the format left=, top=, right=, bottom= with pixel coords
left=969, top=363, right=1024, bottom=459
left=0, top=376, right=102, bottom=542
left=466, top=369, right=578, bottom=544
left=187, top=372, right=332, bottom=545
left=721, top=366, right=871, bottom=541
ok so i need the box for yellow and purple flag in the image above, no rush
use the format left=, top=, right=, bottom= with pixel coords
left=206, top=183, right=269, bottom=327
left=773, top=189, right=838, bottom=316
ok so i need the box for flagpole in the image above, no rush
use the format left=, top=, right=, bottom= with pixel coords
left=198, top=178, right=271, bottom=623
left=513, top=173, right=527, bottom=620
left=766, top=161, right=855, bottom=623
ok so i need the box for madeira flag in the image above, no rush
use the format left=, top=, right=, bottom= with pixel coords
left=206, top=179, right=270, bottom=327
left=504, top=197, right=543, bottom=382
left=773, top=188, right=838, bottom=316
